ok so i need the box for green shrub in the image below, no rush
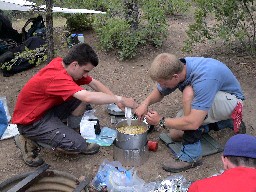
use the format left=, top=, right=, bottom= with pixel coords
left=183, top=0, right=256, bottom=55
left=93, top=0, right=170, bottom=60
left=65, top=14, right=94, bottom=32
left=32, top=0, right=188, bottom=60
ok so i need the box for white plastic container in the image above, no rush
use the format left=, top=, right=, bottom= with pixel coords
left=77, top=34, right=84, bottom=43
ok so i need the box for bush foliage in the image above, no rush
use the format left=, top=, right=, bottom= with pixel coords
left=92, top=0, right=189, bottom=60
left=183, top=0, right=256, bottom=55
left=23, top=0, right=256, bottom=58
left=54, top=0, right=188, bottom=60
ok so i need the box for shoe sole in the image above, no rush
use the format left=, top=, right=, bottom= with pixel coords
left=162, top=160, right=202, bottom=173
left=83, top=151, right=99, bottom=155
left=83, top=144, right=100, bottom=155
left=83, top=148, right=100, bottom=155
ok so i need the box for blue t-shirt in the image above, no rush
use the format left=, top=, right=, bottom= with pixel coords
left=157, top=57, right=245, bottom=111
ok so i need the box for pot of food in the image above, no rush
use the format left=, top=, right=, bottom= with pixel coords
left=115, top=119, right=148, bottom=150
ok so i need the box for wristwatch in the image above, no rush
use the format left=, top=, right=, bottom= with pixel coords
left=159, top=117, right=166, bottom=129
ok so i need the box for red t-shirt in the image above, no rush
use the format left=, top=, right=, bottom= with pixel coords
left=12, top=57, right=92, bottom=125
left=188, top=167, right=256, bottom=192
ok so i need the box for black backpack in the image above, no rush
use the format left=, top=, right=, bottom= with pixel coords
left=0, top=15, right=47, bottom=77
left=22, top=15, right=46, bottom=40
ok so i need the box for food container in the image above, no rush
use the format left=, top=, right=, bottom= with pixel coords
left=115, top=119, right=148, bottom=150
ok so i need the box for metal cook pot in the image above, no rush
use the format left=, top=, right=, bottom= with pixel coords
left=115, top=119, right=148, bottom=150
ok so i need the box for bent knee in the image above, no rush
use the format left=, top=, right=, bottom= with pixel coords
left=169, top=129, right=184, bottom=142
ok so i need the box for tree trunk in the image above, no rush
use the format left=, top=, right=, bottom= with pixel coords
left=45, top=0, right=54, bottom=62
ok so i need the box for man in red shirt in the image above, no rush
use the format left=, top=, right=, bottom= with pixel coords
left=188, top=134, right=256, bottom=192
left=12, top=43, right=138, bottom=167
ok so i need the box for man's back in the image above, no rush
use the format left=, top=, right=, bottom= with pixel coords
left=189, top=167, right=256, bottom=192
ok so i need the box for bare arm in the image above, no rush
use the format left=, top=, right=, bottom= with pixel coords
left=182, top=85, right=194, bottom=116
left=87, top=78, right=137, bottom=110
left=135, top=85, right=164, bottom=119
left=165, top=109, right=207, bottom=130
left=73, top=90, right=137, bottom=109
left=146, top=109, right=207, bottom=131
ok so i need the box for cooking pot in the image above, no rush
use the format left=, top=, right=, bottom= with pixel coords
left=115, top=119, right=148, bottom=150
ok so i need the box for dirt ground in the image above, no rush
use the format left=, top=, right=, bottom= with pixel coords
left=0, top=14, right=255, bottom=189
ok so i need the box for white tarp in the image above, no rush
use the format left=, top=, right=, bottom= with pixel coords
left=0, top=0, right=105, bottom=14
left=0, top=0, right=33, bottom=11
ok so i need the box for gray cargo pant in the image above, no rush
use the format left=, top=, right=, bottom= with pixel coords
left=17, top=98, right=88, bottom=153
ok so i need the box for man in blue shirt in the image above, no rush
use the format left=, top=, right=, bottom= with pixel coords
left=135, top=53, right=245, bottom=173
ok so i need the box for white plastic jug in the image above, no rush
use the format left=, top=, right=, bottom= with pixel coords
left=77, top=34, right=84, bottom=43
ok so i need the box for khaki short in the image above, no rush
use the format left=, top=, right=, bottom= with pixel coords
left=176, top=91, right=243, bottom=125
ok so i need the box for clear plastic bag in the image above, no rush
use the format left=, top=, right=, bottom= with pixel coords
left=92, top=159, right=145, bottom=192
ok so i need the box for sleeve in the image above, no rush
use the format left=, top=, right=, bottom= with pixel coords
left=46, top=76, right=84, bottom=101
left=192, top=79, right=220, bottom=111
left=75, top=76, right=93, bottom=85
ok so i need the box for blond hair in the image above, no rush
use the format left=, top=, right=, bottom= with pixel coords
left=149, top=53, right=184, bottom=81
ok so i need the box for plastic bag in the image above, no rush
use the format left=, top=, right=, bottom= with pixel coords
left=92, top=159, right=145, bottom=192
left=1, top=124, right=19, bottom=140
left=86, top=127, right=117, bottom=146
left=80, top=110, right=100, bottom=139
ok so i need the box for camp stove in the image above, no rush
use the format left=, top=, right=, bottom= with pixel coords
left=113, top=119, right=149, bottom=166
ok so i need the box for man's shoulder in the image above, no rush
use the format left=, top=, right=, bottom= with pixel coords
left=188, top=173, right=226, bottom=192
left=47, top=57, right=63, bottom=67
left=39, top=57, right=66, bottom=77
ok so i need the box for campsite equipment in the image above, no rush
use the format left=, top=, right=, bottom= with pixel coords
left=147, top=140, right=158, bottom=152
left=113, top=143, right=149, bottom=166
left=80, top=110, right=101, bottom=139
left=159, top=132, right=223, bottom=157
left=125, top=107, right=132, bottom=126
left=22, top=15, right=46, bottom=40
left=0, top=96, right=11, bottom=121
left=0, top=99, right=8, bottom=138
left=92, top=159, right=145, bottom=191
left=67, top=33, right=84, bottom=48
left=67, top=33, right=79, bottom=48
left=106, top=103, right=125, bottom=116
left=115, top=119, right=148, bottom=150
left=0, top=163, right=90, bottom=192
left=113, top=119, right=149, bottom=166
left=77, top=34, right=85, bottom=43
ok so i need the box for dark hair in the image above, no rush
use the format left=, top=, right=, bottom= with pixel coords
left=63, top=43, right=98, bottom=67
left=226, top=156, right=256, bottom=168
